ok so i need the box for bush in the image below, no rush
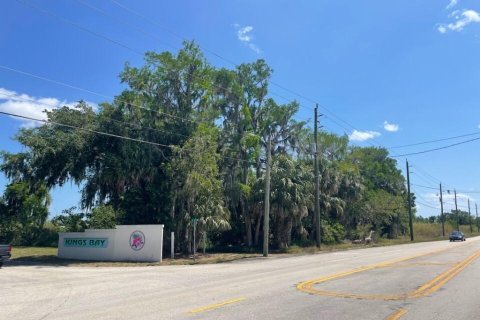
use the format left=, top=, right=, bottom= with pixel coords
left=32, top=226, right=58, bottom=247
left=322, top=221, right=346, bottom=244
left=87, top=205, right=117, bottom=229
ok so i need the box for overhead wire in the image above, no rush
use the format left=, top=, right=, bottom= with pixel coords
left=16, top=0, right=315, bottom=121
left=0, top=92, right=190, bottom=138
left=11, top=0, right=480, bottom=196
left=411, top=183, right=438, bottom=190
left=391, top=137, right=480, bottom=158
left=389, top=131, right=480, bottom=149
left=0, top=92, right=265, bottom=160
left=20, top=0, right=480, bottom=164
left=0, top=64, right=197, bottom=124
left=0, top=110, right=250, bottom=163
left=14, top=0, right=386, bottom=144
left=415, top=200, right=439, bottom=210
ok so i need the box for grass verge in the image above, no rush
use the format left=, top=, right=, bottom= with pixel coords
left=9, top=226, right=480, bottom=267
left=9, top=247, right=258, bottom=267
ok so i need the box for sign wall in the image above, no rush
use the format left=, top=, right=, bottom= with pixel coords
left=58, top=225, right=163, bottom=262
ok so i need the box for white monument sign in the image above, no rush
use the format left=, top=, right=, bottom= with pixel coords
left=58, top=225, right=164, bottom=262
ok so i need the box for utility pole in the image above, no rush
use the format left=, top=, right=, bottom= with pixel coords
left=406, top=160, right=414, bottom=241
left=263, top=133, right=272, bottom=257
left=203, top=231, right=206, bottom=254
left=468, top=199, right=472, bottom=234
left=476, top=203, right=479, bottom=233
left=439, top=183, right=445, bottom=237
left=193, top=218, right=197, bottom=262
left=314, top=104, right=321, bottom=248
left=171, top=231, right=175, bottom=260
left=454, top=189, right=459, bottom=230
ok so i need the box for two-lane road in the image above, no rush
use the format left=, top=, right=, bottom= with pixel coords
left=2, top=238, right=480, bottom=319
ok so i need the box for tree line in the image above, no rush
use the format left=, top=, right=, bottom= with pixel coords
left=1, top=42, right=421, bottom=251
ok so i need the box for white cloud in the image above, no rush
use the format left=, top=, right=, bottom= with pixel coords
left=423, top=192, right=475, bottom=211
left=234, top=24, right=261, bottom=54
left=383, top=121, right=399, bottom=132
left=0, top=88, right=78, bottom=128
left=348, top=130, right=381, bottom=142
left=248, top=43, right=261, bottom=54
left=237, top=26, right=253, bottom=42
left=438, top=9, right=480, bottom=33
left=448, top=9, right=461, bottom=19
left=446, top=0, right=458, bottom=10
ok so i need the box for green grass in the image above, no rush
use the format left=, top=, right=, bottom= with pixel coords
left=9, top=246, right=258, bottom=267
left=9, top=223, right=480, bottom=267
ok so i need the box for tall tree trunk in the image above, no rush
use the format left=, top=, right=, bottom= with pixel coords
left=254, top=209, right=262, bottom=246
left=245, top=204, right=253, bottom=246
left=241, top=162, right=252, bottom=246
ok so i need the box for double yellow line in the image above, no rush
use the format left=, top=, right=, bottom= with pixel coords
left=410, top=250, right=480, bottom=298
left=297, top=247, right=480, bottom=301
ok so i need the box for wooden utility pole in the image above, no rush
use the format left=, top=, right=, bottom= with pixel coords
left=171, top=231, right=175, bottom=260
left=440, top=183, right=445, bottom=237
left=468, top=199, right=472, bottom=234
left=476, top=203, right=479, bottom=233
left=314, top=104, right=321, bottom=248
left=406, top=160, right=414, bottom=241
left=193, top=219, right=196, bottom=262
left=263, top=133, right=272, bottom=257
left=454, top=189, right=459, bottom=230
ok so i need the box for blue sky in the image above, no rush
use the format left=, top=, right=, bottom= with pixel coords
left=1, top=0, right=480, bottom=217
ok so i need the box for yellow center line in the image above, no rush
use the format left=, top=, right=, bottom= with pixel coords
left=385, top=308, right=407, bottom=320
left=188, top=297, right=246, bottom=314
left=297, top=241, right=480, bottom=301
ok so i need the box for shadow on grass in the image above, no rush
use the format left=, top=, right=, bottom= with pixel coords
left=6, top=252, right=260, bottom=268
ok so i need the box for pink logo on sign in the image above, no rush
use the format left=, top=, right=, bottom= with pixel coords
left=129, top=231, right=145, bottom=251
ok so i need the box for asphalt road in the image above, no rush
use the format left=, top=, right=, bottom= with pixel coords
left=2, top=238, right=480, bottom=320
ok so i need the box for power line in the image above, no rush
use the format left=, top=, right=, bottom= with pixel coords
left=16, top=0, right=390, bottom=144
left=389, top=131, right=480, bottom=149
left=0, top=110, right=249, bottom=163
left=2, top=65, right=465, bottom=195
left=0, top=92, right=264, bottom=160
left=107, top=0, right=329, bottom=114
left=452, top=190, right=480, bottom=194
left=0, top=110, right=171, bottom=147
left=1, top=66, right=473, bottom=198
left=412, top=166, right=441, bottom=184
left=11, top=0, right=479, bottom=191
left=391, top=137, right=480, bottom=158
left=412, top=172, right=439, bottom=187
left=0, top=92, right=191, bottom=139
left=415, top=200, right=439, bottom=210
left=73, top=0, right=178, bottom=51
left=411, top=183, right=438, bottom=190
left=16, top=0, right=316, bottom=118
left=0, top=64, right=197, bottom=124
left=15, top=0, right=144, bottom=55
left=412, top=189, right=434, bottom=205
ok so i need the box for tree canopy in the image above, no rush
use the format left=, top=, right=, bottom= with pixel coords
left=1, top=42, right=417, bottom=250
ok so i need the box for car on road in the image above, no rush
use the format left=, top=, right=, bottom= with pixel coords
left=449, top=231, right=466, bottom=242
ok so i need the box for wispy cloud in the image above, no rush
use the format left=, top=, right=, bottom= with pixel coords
left=348, top=130, right=381, bottom=142
left=438, top=9, right=480, bottom=33
left=422, top=192, right=475, bottom=212
left=234, top=24, right=261, bottom=54
left=0, top=88, right=81, bottom=128
left=446, top=0, right=458, bottom=10
left=383, top=121, right=399, bottom=132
